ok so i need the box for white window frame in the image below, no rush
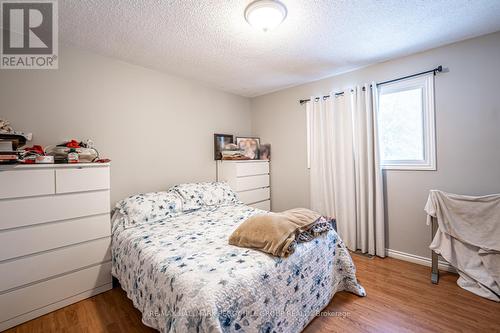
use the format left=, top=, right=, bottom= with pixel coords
left=377, top=74, right=436, bottom=171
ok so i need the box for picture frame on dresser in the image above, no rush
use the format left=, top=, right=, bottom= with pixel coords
left=214, top=133, right=234, bottom=160
left=259, top=144, right=270, bottom=160
left=235, top=136, right=260, bottom=160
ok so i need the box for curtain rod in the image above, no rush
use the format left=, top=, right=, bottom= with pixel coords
left=298, top=65, right=443, bottom=105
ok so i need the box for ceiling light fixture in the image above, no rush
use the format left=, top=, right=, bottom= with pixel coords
left=244, top=0, right=287, bottom=32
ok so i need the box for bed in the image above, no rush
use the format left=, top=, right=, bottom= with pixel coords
left=111, top=182, right=365, bottom=333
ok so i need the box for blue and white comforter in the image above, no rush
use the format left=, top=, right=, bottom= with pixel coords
left=111, top=204, right=365, bottom=333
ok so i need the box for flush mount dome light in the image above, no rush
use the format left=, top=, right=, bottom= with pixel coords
left=245, top=0, right=287, bottom=32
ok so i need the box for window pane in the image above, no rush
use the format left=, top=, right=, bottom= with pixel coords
left=379, top=88, right=424, bottom=161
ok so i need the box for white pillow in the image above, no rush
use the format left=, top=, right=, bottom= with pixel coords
left=114, top=191, right=183, bottom=228
left=168, top=181, right=240, bottom=211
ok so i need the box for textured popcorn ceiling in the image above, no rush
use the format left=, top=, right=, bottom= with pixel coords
left=60, top=0, right=500, bottom=97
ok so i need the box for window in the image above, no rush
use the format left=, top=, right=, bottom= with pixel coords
left=377, top=74, right=436, bottom=170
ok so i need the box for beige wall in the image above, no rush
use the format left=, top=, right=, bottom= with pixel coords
left=0, top=44, right=252, bottom=204
left=2, top=32, right=499, bottom=259
left=251, top=31, right=500, bottom=258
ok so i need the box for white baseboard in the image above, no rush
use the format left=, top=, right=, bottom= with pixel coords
left=386, top=248, right=456, bottom=273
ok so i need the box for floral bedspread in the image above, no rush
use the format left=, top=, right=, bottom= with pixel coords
left=111, top=204, right=365, bottom=333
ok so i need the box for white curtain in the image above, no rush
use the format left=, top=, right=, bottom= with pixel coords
left=308, top=84, right=385, bottom=257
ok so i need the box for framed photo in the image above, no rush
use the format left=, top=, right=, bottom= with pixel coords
left=260, top=143, right=271, bottom=160
left=236, top=136, right=260, bottom=160
left=214, top=134, right=233, bottom=160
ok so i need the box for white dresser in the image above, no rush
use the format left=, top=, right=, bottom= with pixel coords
left=217, top=160, right=271, bottom=211
left=0, top=163, right=112, bottom=331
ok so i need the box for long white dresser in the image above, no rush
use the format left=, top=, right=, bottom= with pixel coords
left=217, top=160, right=271, bottom=211
left=0, top=163, right=112, bottom=331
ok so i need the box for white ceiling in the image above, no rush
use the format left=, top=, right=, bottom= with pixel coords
left=60, top=0, right=500, bottom=97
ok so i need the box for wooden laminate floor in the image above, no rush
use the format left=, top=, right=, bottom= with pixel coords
left=6, top=255, right=500, bottom=333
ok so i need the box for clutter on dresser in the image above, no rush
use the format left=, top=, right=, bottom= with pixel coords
left=18, top=145, right=53, bottom=164
left=0, top=118, right=32, bottom=141
left=0, top=118, right=14, bottom=133
left=221, top=143, right=249, bottom=160
left=0, top=136, right=18, bottom=163
left=0, top=118, right=33, bottom=164
left=0, top=151, right=18, bottom=164
left=213, top=133, right=271, bottom=161
left=46, top=139, right=100, bottom=163
left=0, top=119, right=108, bottom=165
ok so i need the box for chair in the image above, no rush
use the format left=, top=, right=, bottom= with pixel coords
left=430, top=217, right=439, bottom=284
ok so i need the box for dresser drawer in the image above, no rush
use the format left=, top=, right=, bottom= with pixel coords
left=236, top=162, right=269, bottom=177
left=0, top=237, right=111, bottom=292
left=0, top=169, right=55, bottom=199
left=250, top=200, right=271, bottom=211
left=0, top=262, right=112, bottom=324
left=0, top=190, right=110, bottom=230
left=0, top=214, right=111, bottom=261
left=55, top=166, right=110, bottom=194
left=236, top=174, right=269, bottom=191
left=238, top=187, right=270, bottom=205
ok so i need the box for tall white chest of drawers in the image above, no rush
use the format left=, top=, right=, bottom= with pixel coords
left=217, top=160, right=271, bottom=211
left=0, top=163, right=112, bottom=331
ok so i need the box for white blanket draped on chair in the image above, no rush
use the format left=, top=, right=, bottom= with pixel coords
left=307, top=84, right=385, bottom=257
left=425, top=190, right=500, bottom=301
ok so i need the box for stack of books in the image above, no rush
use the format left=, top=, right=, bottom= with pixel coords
left=221, top=150, right=246, bottom=159
left=0, top=139, right=18, bottom=164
